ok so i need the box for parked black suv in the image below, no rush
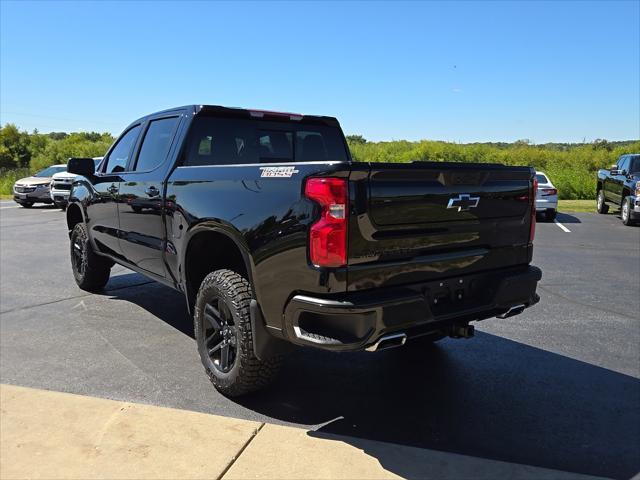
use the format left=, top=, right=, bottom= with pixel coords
left=66, top=105, right=541, bottom=396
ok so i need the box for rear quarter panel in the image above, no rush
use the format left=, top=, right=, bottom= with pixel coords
left=165, top=162, right=350, bottom=332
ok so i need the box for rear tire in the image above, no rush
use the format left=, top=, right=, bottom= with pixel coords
left=622, top=197, right=635, bottom=226
left=70, top=223, right=111, bottom=291
left=596, top=190, right=609, bottom=214
left=545, top=209, right=557, bottom=222
left=194, top=269, right=282, bottom=397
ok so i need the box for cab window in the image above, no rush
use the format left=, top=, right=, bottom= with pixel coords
left=134, top=117, right=179, bottom=172
left=104, top=125, right=141, bottom=173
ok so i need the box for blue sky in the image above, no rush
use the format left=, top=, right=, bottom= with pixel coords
left=1, top=1, right=638, bottom=143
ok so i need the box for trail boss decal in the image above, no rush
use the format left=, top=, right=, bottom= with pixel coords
left=260, top=166, right=300, bottom=178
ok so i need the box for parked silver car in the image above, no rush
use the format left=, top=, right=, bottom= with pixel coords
left=535, top=171, right=558, bottom=222
left=13, top=165, right=67, bottom=208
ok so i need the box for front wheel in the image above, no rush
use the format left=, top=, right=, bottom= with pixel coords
left=70, top=223, right=112, bottom=291
left=622, top=198, right=636, bottom=226
left=194, top=269, right=282, bottom=397
left=596, top=190, right=609, bottom=214
left=17, top=201, right=33, bottom=208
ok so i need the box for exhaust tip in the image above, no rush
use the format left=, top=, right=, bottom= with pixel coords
left=497, top=304, right=526, bottom=319
left=366, top=333, right=407, bottom=352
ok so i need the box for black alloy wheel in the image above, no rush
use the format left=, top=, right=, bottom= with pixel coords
left=201, top=298, right=238, bottom=373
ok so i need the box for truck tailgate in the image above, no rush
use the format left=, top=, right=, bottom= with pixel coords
left=347, top=162, right=534, bottom=291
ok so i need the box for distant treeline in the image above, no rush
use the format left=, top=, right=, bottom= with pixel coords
left=1, top=124, right=637, bottom=200
left=0, top=124, right=114, bottom=171
left=346, top=135, right=640, bottom=199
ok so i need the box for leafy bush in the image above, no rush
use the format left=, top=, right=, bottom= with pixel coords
left=0, top=168, right=30, bottom=196
left=30, top=132, right=112, bottom=171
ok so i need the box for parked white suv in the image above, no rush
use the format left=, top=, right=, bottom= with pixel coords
left=535, top=171, right=558, bottom=222
left=50, top=157, right=103, bottom=209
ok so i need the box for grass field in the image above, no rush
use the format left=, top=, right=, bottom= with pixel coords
left=558, top=199, right=596, bottom=213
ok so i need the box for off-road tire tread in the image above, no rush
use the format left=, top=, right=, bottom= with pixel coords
left=70, top=223, right=111, bottom=292
left=195, top=269, right=282, bottom=397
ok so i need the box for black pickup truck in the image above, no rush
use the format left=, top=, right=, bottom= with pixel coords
left=66, top=105, right=541, bottom=396
left=596, top=154, right=640, bottom=226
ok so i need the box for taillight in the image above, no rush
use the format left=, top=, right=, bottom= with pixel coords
left=530, top=177, right=538, bottom=243
left=541, top=188, right=557, bottom=196
left=305, top=177, right=348, bottom=267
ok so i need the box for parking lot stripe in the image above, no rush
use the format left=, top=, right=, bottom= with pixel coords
left=0, top=206, right=19, bottom=210
left=553, top=220, right=571, bottom=233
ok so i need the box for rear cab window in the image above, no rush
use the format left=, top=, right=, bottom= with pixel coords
left=183, top=117, right=348, bottom=166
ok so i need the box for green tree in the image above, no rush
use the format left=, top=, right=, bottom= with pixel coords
left=346, top=134, right=367, bottom=144
left=0, top=124, right=32, bottom=169
left=30, top=132, right=113, bottom=170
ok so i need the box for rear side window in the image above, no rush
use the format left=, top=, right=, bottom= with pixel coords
left=183, top=117, right=348, bottom=166
left=135, top=117, right=179, bottom=172
left=535, top=174, right=549, bottom=184
left=104, top=125, right=141, bottom=173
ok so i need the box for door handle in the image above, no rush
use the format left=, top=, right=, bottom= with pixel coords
left=145, top=186, right=160, bottom=197
left=107, top=184, right=119, bottom=194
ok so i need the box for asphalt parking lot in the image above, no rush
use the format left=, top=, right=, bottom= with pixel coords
left=1, top=201, right=638, bottom=479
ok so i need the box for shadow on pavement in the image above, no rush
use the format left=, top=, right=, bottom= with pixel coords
left=97, top=275, right=639, bottom=479
left=239, top=333, right=640, bottom=479
left=554, top=212, right=582, bottom=223
left=101, top=272, right=194, bottom=338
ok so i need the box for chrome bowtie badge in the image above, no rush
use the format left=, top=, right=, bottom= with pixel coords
left=447, top=194, right=480, bottom=212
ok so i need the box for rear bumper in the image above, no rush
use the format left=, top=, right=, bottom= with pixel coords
left=536, top=197, right=558, bottom=211
left=283, top=265, right=541, bottom=351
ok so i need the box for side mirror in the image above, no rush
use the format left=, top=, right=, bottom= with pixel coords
left=67, top=157, right=95, bottom=177
left=610, top=165, right=620, bottom=175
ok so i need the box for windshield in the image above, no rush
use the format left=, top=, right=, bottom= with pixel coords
left=34, top=166, right=66, bottom=177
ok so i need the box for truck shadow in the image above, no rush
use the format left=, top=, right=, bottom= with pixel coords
left=239, top=333, right=639, bottom=479
left=101, top=274, right=639, bottom=479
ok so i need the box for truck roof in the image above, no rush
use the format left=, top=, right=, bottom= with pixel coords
left=135, top=105, right=340, bottom=128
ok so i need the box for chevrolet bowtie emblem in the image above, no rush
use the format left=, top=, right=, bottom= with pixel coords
left=447, top=194, right=480, bottom=212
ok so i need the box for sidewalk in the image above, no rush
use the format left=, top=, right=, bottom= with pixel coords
left=0, top=384, right=605, bottom=479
